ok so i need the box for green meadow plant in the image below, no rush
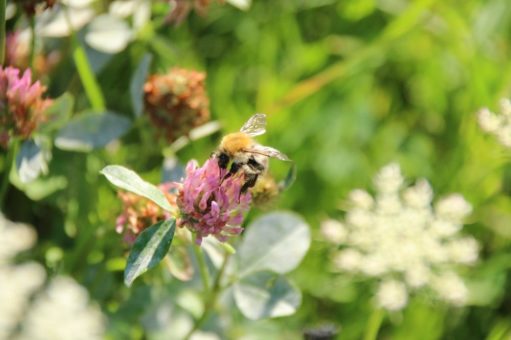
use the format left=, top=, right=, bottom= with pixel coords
left=3, top=0, right=511, bottom=338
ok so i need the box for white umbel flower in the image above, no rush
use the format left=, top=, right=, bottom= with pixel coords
left=19, top=277, right=105, bottom=340
left=0, top=263, right=46, bottom=339
left=376, top=280, right=408, bottom=311
left=331, top=163, right=477, bottom=311
left=0, top=214, right=105, bottom=340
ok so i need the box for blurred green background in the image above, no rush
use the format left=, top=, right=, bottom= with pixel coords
left=5, top=0, right=511, bottom=338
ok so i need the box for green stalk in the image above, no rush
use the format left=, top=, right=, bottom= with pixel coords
left=72, top=44, right=106, bottom=111
left=0, top=139, right=18, bottom=210
left=0, top=0, right=6, bottom=65
left=29, top=16, right=36, bottom=72
left=363, top=308, right=384, bottom=340
left=193, top=244, right=210, bottom=292
left=184, top=252, right=230, bottom=340
left=63, top=6, right=105, bottom=111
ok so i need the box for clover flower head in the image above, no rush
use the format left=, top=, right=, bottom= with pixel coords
left=325, top=163, right=477, bottom=311
left=144, top=68, right=210, bottom=142
left=477, top=99, right=511, bottom=148
left=176, top=159, right=251, bottom=244
left=166, top=0, right=221, bottom=25
left=0, top=66, right=52, bottom=148
left=116, top=183, right=177, bottom=244
left=19, top=0, right=57, bottom=15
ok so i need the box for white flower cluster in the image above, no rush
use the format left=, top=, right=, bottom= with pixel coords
left=477, top=98, right=511, bottom=148
left=321, top=163, right=478, bottom=311
left=0, top=214, right=105, bottom=340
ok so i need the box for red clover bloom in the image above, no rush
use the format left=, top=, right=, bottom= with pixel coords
left=176, top=159, right=251, bottom=244
left=0, top=66, right=52, bottom=148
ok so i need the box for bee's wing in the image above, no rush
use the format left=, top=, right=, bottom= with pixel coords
left=240, top=113, right=266, bottom=137
left=249, top=144, right=290, bottom=161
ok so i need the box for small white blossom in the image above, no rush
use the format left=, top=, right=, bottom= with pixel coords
left=333, top=249, right=362, bottom=272
left=320, top=219, right=347, bottom=244
left=431, top=272, right=468, bottom=306
left=374, top=163, right=404, bottom=194
left=477, top=99, right=511, bottom=148
left=404, top=264, right=430, bottom=288
left=349, top=189, right=374, bottom=210
left=496, top=125, right=511, bottom=148
left=435, top=194, right=472, bottom=223
left=376, top=280, right=408, bottom=311
left=447, top=237, right=479, bottom=264
left=403, top=179, right=433, bottom=209
left=330, top=163, right=477, bottom=310
left=477, top=108, right=501, bottom=133
left=0, top=218, right=36, bottom=264
left=499, top=98, right=511, bottom=117
left=430, top=218, right=461, bottom=237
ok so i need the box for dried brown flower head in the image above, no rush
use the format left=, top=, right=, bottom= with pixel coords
left=143, top=68, right=210, bottom=143
left=115, top=184, right=177, bottom=244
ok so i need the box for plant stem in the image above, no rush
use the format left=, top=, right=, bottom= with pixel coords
left=184, top=252, right=230, bottom=340
left=0, top=139, right=18, bottom=210
left=63, top=6, right=106, bottom=111
left=193, top=244, right=210, bottom=292
left=0, top=0, right=6, bottom=65
left=363, top=308, right=384, bottom=340
left=29, top=16, right=36, bottom=71
left=72, top=43, right=106, bottom=111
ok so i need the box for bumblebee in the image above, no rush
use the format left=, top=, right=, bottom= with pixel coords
left=215, top=113, right=290, bottom=193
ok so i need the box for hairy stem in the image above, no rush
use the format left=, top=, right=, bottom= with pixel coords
left=0, top=0, right=6, bottom=65
left=184, top=252, right=230, bottom=340
left=0, top=139, right=18, bottom=210
left=193, top=244, right=210, bottom=292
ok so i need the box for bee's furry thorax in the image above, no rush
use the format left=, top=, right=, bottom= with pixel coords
left=219, top=132, right=254, bottom=156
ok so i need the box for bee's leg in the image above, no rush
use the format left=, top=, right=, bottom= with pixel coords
left=223, top=162, right=240, bottom=181
left=219, top=161, right=240, bottom=188
left=217, top=152, right=230, bottom=169
left=241, top=173, right=259, bottom=193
